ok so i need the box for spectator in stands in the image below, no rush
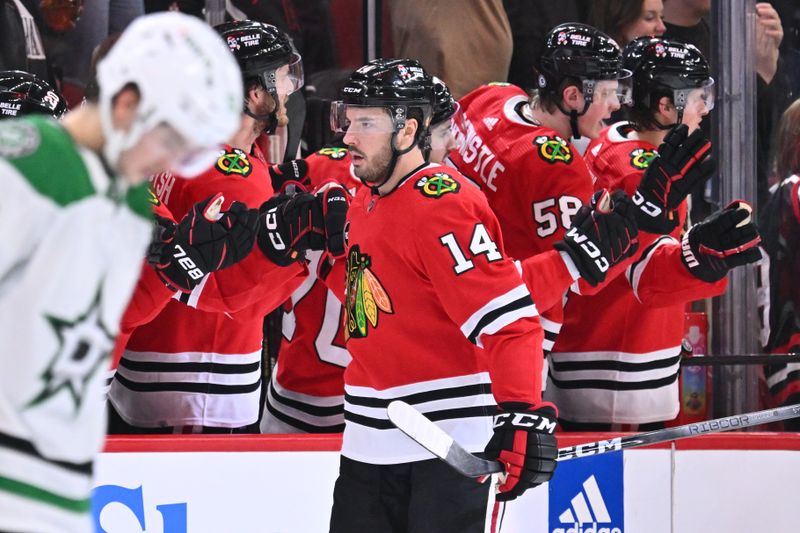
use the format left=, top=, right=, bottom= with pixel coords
left=754, top=2, right=792, bottom=208
left=390, top=0, right=513, bottom=98
left=759, top=97, right=800, bottom=430
left=44, top=0, right=144, bottom=107
left=589, top=0, right=667, bottom=47
left=1, top=0, right=55, bottom=84
left=503, top=0, right=591, bottom=90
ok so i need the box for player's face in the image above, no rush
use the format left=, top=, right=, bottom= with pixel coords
left=678, top=87, right=711, bottom=132
left=428, top=119, right=456, bottom=164
left=621, top=0, right=666, bottom=44
left=274, top=64, right=294, bottom=110
left=118, top=123, right=218, bottom=183
left=342, top=107, right=394, bottom=183
left=578, top=80, right=621, bottom=139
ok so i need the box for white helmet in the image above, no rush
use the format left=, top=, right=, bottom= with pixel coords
left=96, top=12, right=243, bottom=175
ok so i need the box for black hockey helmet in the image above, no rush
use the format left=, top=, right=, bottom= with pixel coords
left=331, top=58, right=435, bottom=190
left=431, top=76, right=457, bottom=126
left=537, top=23, right=628, bottom=99
left=623, top=36, right=714, bottom=124
left=331, top=58, right=434, bottom=136
left=215, top=20, right=303, bottom=132
left=0, top=70, right=67, bottom=120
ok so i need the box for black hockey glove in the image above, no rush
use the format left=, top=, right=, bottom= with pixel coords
left=681, top=200, right=762, bottom=282
left=257, top=191, right=326, bottom=266
left=554, top=189, right=640, bottom=286
left=150, top=195, right=259, bottom=292
left=484, top=403, right=558, bottom=502
left=633, top=124, right=716, bottom=234
left=268, top=159, right=310, bottom=192
left=319, top=183, right=349, bottom=259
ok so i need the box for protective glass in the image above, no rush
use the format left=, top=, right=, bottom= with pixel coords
left=274, top=54, right=304, bottom=97
left=587, top=79, right=627, bottom=107
left=615, top=76, right=633, bottom=107
left=330, top=102, right=398, bottom=134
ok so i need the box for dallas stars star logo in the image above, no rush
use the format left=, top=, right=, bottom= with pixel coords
left=26, top=288, right=113, bottom=413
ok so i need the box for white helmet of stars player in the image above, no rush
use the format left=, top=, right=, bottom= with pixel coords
left=96, top=12, right=243, bottom=178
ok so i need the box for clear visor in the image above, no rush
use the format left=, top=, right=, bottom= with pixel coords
left=274, top=55, right=304, bottom=97
left=585, top=78, right=629, bottom=107
left=615, top=76, right=633, bottom=106
left=429, top=118, right=456, bottom=152
left=675, top=77, right=715, bottom=113
left=330, top=102, right=398, bottom=134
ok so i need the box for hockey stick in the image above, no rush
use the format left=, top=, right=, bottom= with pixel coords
left=387, top=400, right=800, bottom=478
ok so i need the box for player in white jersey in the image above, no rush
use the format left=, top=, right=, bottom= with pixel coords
left=0, top=13, right=243, bottom=533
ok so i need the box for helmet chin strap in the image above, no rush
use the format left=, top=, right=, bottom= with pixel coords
left=653, top=108, right=684, bottom=131
left=244, top=87, right=282, bottom=134
left=556, top=99, right=590, bottom=140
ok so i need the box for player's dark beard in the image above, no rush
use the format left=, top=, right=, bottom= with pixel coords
left=354, top=143, right=393, bottom=185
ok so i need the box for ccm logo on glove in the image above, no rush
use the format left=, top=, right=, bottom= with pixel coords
left=493, top=412, right=557, bottom=432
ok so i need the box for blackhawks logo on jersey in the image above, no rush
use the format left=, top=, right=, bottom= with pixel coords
left=415, top=172, right=460, bottom=199
left=318, top=146, right=349, bottom=160
left=534, top=135, right=573, bottom=164
left=630, top=148, right=657, bottom=170
left=345, top=245, right=393, bottom=340
left=215, top=148, right=252, bottom=177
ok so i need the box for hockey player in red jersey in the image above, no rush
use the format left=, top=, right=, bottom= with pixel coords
left=449, top=23, right=638, bottom=357
left=326, top=59, right=556, bottom=532
left=260, top=77, right=463, bottom=433
left=549, top=37, right=762, bottom=428
left=108, top=20, right=348, bottom=434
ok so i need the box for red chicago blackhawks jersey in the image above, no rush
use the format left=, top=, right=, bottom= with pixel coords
left=758, top=175, right=800, bottom=416
left=548, top=122, right=726, bottom=424
left=262, top=146, right=361, bottom=434
left=341, top=162, right=544, bottom=464
left=448, top=83, right=594, bottom=357
left=108, top=146, right=306, bottom=429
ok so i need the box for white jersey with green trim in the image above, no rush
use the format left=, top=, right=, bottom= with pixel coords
left=0, top=117, right=153, bottom=533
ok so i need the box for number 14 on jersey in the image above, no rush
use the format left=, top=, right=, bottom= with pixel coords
left=440, top=223, right=502, bottom=275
